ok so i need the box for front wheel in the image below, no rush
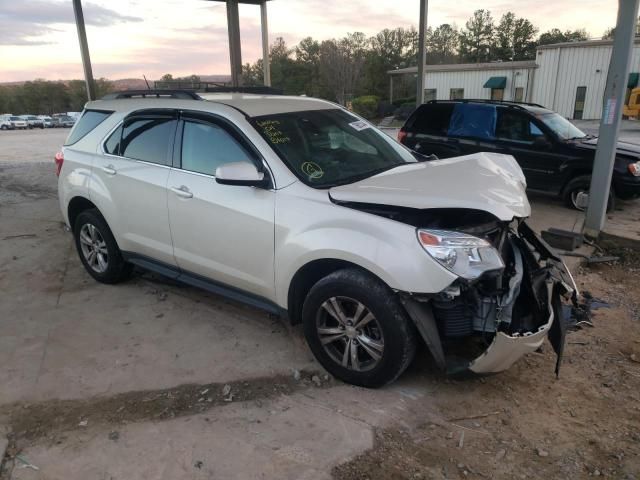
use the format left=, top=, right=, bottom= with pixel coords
left=302, top=268, right=417, bottom=388
left=563, top=175, right=615, bottom=212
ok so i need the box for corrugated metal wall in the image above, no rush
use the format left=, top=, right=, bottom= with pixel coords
left=532, top=45, right=640, bottom=119
left=425, top=68, right=532, bottom=101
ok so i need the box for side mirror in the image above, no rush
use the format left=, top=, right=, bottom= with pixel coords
left=532, top=136, right=552, bottom=150
left=215, top=162, right=268, bottom=187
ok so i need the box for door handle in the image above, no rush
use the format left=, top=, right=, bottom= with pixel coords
left=101, top=164, right=116, bottom=175
left=170, top=185, right=193, bottom=198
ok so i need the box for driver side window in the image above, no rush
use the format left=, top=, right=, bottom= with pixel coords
left=181, top=120, right=254, bottom=176
left=496, top=109, right=546, bottom=143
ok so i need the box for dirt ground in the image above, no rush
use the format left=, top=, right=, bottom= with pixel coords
left=1, top=129, right=640, bottom=479
left=335, top=253, right=640, bottom=480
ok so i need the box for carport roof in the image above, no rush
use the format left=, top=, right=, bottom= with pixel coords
left=388, top=60, right=537, bottom=75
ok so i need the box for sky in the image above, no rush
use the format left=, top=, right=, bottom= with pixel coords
left=0, top=0, right=620, bottom=82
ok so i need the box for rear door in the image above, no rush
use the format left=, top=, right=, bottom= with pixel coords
left=92, top=109, right=178, bottom=265
left=166, top=112, right=275, bottom=300
left=494, top=108, right=565, bottom=192
left=404, top=103, right=461, bottom=158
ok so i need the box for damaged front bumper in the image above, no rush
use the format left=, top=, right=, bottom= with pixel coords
left=401, top=221, right=578, bottom=377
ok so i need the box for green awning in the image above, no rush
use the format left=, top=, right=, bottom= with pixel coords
left=628, top=72, right=639, bottom=88
left=484, top=76, right=507, bottom=89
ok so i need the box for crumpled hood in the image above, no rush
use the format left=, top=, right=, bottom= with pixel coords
left=329, top=152, right=531, bottom=221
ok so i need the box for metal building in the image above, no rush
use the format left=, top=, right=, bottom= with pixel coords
left=390, top=39, right=640, bottom=120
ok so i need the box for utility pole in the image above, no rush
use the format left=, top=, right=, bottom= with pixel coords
left=584, top=0, right=640, bottom=236
left=260, top=1, right=271, bottom=86
left=415, top=0, right=428, bottom=106
left=226, top=0, right=243, bottom=87
left=72, top=0, right=96, bottom=101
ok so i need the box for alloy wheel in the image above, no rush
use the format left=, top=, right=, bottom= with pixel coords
left=79, top=223, right=109, bottom=273
left=315, top=296, right=384, bottom=372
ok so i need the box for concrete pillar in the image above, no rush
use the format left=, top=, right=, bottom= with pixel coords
left=584, top=0, right=640, bottom=236
left=72, top=0, right=96, bottom=101
left=226, top=0, right=243, bottom=87
left=415, top=0, right=428, bottom=106
left=260, top=1, right=271, bottom=86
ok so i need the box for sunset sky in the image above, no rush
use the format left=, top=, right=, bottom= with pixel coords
left=0, top=0, right=620, bottom=82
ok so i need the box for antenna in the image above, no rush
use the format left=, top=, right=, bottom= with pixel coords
left=143, top=75, right=151, bottom=90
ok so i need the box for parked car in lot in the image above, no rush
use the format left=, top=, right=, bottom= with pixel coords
left=0, top=116, right=12, bottom=130
left=52, top=115, right=76, bottom=128
left=57, top=90, right=577, bottom=387
left=8, top=116, right=28, bottom=130
left=398, top=100, right=640, bottom=210
left=37, top=115, right=54, bottom=128
left=20, top=115, right=45, bottom=129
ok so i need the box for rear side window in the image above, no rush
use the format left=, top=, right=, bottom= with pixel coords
left=448, top=103, right=496, bottom=140
left=181, top=120, right=254, bottom=176
left=64, top=110, right=112, bottom=145
left=407, top=104, right=454, bottom=136
left=120, top=117, right=176, bottom=165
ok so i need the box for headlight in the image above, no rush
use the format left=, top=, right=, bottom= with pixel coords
left=628, top=161, right=640, bottom=176
left=417, top=229, right=504, bottom=280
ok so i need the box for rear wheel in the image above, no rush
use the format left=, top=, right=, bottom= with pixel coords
left=302, top=268, right=417, bottom=388
left=73, top=209, right=132, bottom=284
left=563, top=175, right=615, bottom=212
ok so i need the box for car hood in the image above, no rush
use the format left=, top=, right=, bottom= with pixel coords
left=329, top=152, right=531, bottom=221
left=577, top=137, right=640, bottom=156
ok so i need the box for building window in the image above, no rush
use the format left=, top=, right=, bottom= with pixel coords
left=491, top=88, right=504, bottom=101
left=514, top=87, right=524, bottom=103
left=573, top=86, right=587, bottom=120
left=450, top=88, right=464, bottom=100
left=424, top=89, right=437, bottom=102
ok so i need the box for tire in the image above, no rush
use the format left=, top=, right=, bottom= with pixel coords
left=0, top=125, right=7, bottom=131
left=302, top=268, right=417, bottom=388
left=73, top=209, right=133, bottom=284
left=563, top=174, right=615, bottom=212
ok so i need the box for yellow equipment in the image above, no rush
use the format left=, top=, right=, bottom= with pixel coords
left=623, top=86, right=640, bottom=119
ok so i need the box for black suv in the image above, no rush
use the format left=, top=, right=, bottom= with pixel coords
left=398, top=100, right=640, bottom=209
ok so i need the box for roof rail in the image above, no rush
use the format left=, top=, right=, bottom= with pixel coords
left=427, top=99, right=545, bottom=109
left=101, top=90, right=203, bottom=100
left=203, top=86, right=283, bottom=95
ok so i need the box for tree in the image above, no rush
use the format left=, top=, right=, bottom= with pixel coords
left=493, top=12, right=516, bottom=61
left=459, top=10, right=495, bottom=63
left=319, top=33, right=368, bottom=105
left=513, top=18, right=538, bottom=60
left=160, top=73, right=173, bottom=81
left=538, top=28, right=589, bottom=46
left=426, top=24, right=459, bottom=64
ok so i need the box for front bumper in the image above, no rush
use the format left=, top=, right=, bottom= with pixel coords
left=402, top=221, right=577, bottom=377
left=468, top=280, right=554, bottom=374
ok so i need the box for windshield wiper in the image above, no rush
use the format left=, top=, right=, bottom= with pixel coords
left=320, top=163, right=406, bottom=188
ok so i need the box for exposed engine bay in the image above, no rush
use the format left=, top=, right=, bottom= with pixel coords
left=335, top=201, right=580, bottom=375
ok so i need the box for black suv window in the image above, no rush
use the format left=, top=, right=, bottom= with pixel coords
left=448, top=103, right=496, bottom=140
left=181, top=120, right=254, bottom=176
left=496, top=109, right=545, bottom=143
left=121, top=116, right=176, bottom=165
left=64, top=110, right=112, bottom=146
left=104, top=125, right=122, bottom=155
left=407, top=103, right=454, bottom=136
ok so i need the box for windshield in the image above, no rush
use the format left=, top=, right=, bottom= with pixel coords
left=252, top=109, right=416, bottom=188
left=10, top=116, right=21, bottom=121
left=537, top=113, right=587, bottom=140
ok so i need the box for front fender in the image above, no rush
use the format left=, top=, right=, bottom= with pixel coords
left=274, top=204, right=458, bottom=309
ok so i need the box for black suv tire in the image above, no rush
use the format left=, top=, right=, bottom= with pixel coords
left=73, top=209, right=133, bottom=284
left=563, top=175, right=615, bottom=212
left=302, top=268, right=417, bottom=388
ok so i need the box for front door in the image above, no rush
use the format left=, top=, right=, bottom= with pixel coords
left=494, top=108, right=564, bottom=192
left=167, top=114, right=276, bottom=300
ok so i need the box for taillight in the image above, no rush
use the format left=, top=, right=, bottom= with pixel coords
left=54, top=151, right=64, bottom=177
left=397, top=129, right=407, bottom=144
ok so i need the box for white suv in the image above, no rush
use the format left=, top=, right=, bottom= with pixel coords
left=57, top=90, right=577, bottom=387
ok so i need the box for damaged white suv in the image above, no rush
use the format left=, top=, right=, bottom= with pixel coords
left=57, top=90, right=577, bottom=387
